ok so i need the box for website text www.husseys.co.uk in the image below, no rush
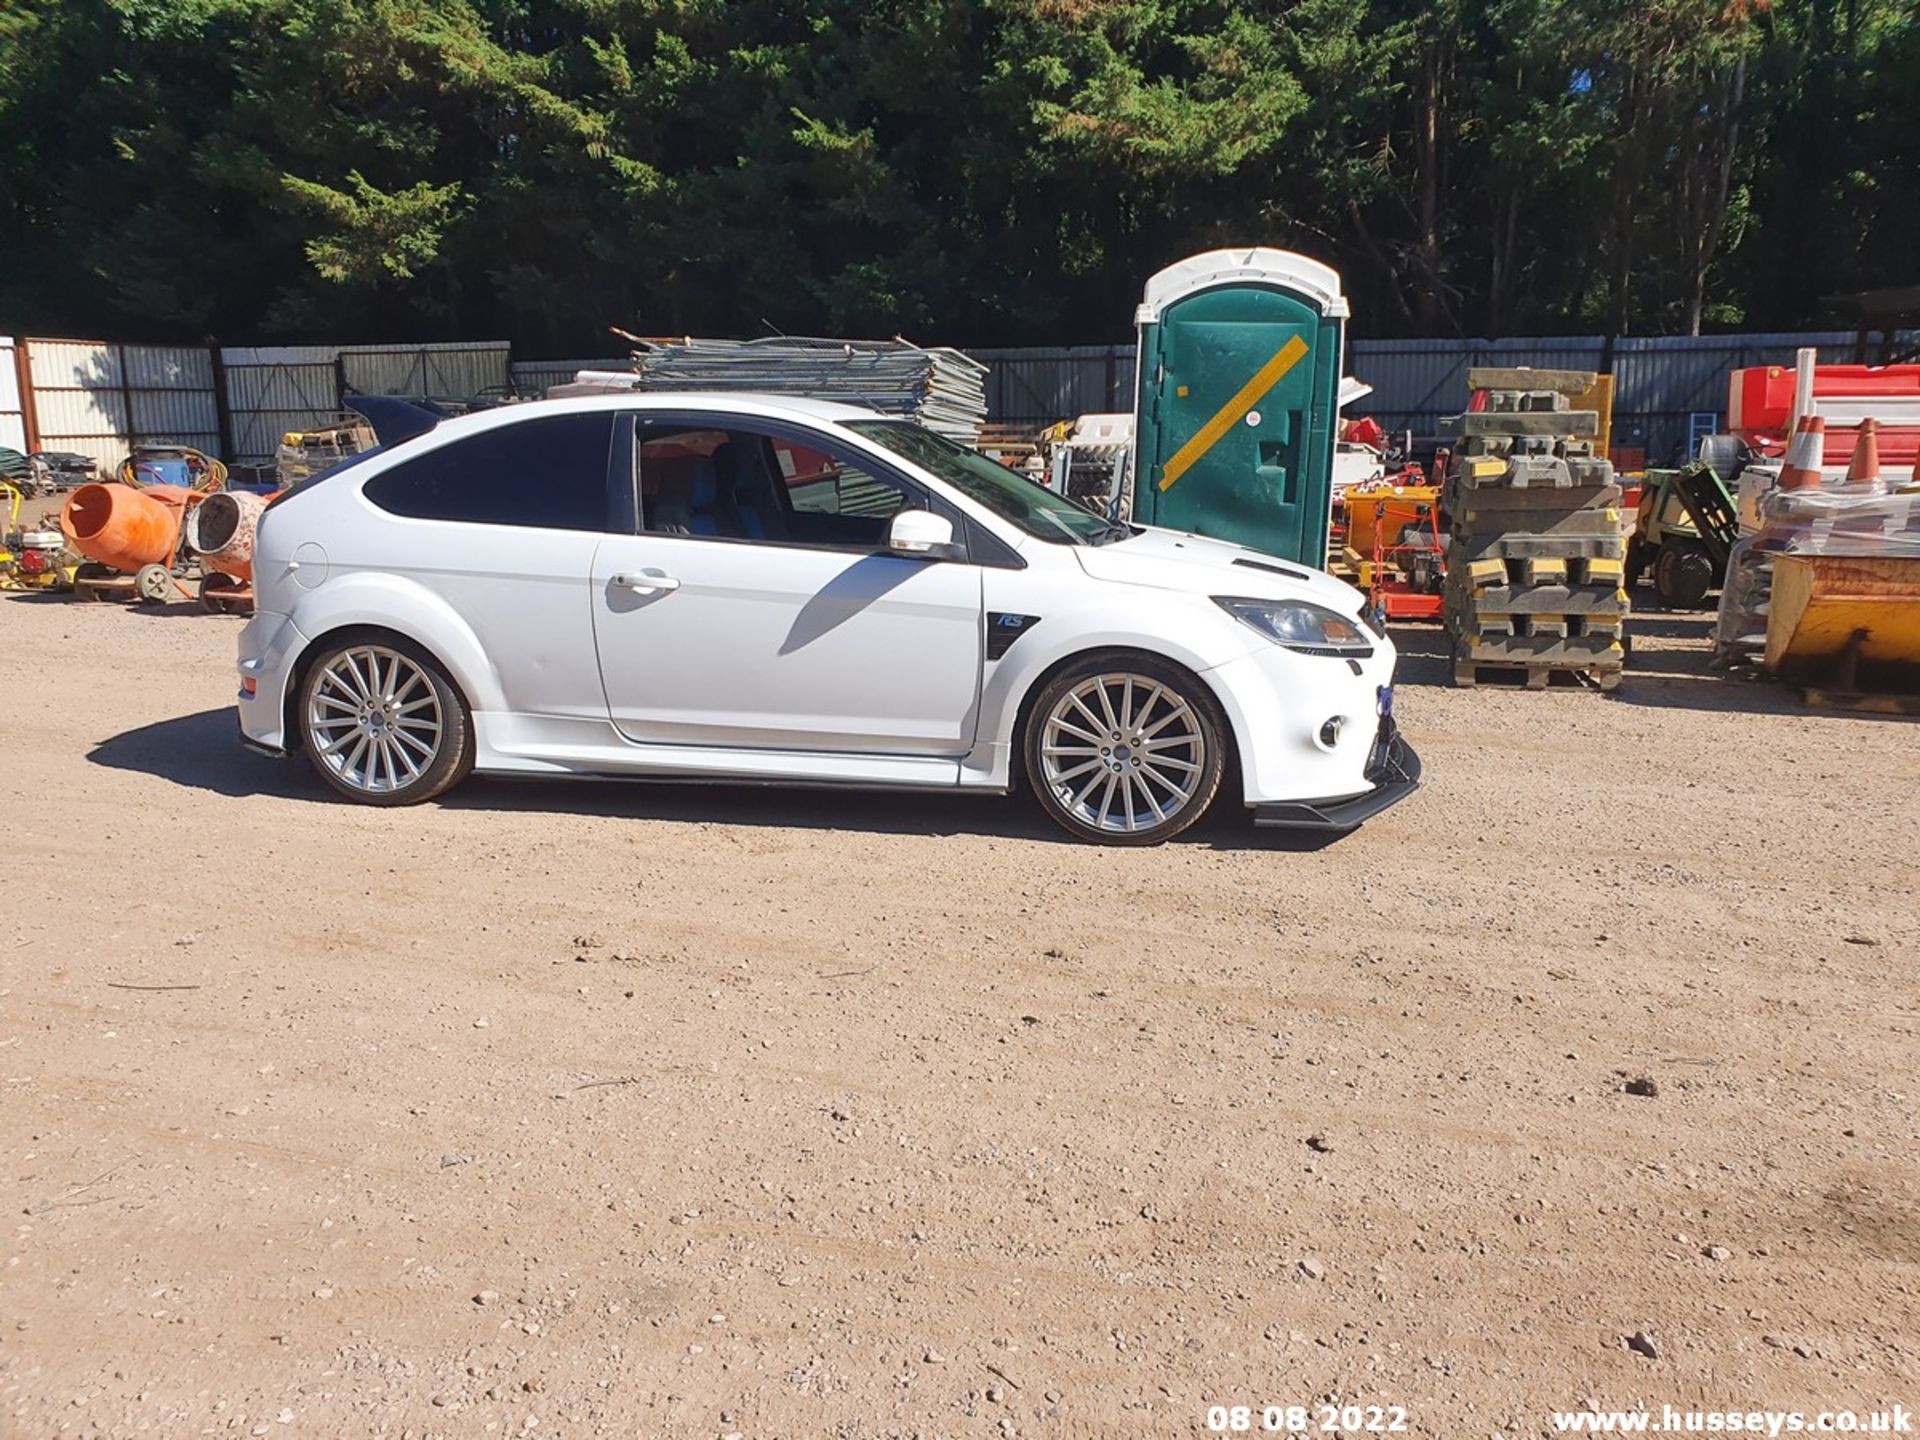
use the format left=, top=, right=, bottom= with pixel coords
left=1550, top=1405, right=1913, bottom=1435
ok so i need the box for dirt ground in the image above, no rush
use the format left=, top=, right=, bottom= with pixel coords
left=1, top=575, right=1916, bottom=1440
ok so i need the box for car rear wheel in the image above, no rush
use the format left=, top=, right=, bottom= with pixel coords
left=298, top=639, right=473, bottom=806
left=1025, top=657, right=1227, bottom=846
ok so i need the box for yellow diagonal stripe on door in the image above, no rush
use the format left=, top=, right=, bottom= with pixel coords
left=1156, top=334, right=1310, bottom=492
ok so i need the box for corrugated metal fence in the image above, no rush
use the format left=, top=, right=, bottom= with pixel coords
left=340, top=341, right=511, bottom=403
left=510, top=358, right=629, bottom=396
left=222, top=346, right=342, bottom=467
left=1345, top=333, right=1907, bottom=461
left=0, top=338, right=23, bottom=454
left=9, top=329, right=1918, bottom=471
left=966, top=331, right=1920, bottom=465
left=15, top=339, right=221, bottom=469
left=3, top=337, right=515, bottom=467
left=968, top=346, right=1138, bottom=428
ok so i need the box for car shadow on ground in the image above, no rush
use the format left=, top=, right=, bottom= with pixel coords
left=87, top=708, right=1349, bottom=852
left=1386, top=611, right=1829, bottom=717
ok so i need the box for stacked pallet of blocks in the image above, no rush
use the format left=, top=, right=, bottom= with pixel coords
left=1443, top=367, right=1629, bottom=691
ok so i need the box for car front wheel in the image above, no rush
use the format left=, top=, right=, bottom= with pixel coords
left=1024, top=657, right=1227, bottom=845
left=298, top=638, right=473, bottom=805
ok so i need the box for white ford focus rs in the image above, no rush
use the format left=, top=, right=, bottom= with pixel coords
left=234, top=393, right=1418, bottom=845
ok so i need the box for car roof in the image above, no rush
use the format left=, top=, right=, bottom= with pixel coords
left=450, top=391, right=890, bottom=432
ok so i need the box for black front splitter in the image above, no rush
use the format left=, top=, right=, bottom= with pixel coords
left=1250, top=733, right=1421, bottom=831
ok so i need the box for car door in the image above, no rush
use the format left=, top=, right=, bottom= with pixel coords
left=352, top=410, right=624, bottom=721
left=590, top=414, right=985, bottom=755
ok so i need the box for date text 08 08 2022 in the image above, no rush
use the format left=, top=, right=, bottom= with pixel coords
left=1207, top=1403, right=1411, bottom=1433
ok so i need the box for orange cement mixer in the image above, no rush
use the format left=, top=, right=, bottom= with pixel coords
left=60, top=482, right=195, bottom=602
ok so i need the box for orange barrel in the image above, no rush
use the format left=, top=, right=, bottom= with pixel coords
left=185, top=490, right=267, bottom=580
left=60, top=483, right=190, bottom=572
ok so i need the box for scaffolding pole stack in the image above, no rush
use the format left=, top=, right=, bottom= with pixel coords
left=1442, top=368, right=1629, bottom=691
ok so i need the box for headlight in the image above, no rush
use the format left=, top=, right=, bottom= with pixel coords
left=1214, top=597, right=1375, bottom=658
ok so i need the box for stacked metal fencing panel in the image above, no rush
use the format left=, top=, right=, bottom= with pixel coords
left=627, top=337, right=990, bottom=443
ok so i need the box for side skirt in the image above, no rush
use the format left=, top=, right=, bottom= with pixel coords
left=472, top=713, right=1005, bottom=792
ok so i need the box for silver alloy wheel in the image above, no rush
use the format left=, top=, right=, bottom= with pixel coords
left=1040, top=672, right=1207, bottom=834
left=306, top=645, right=444, bottom=795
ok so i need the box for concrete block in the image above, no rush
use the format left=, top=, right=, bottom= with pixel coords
left=1450, top=411, right=1602, bottom=439
left=1466, top=366, right=1597, bottom=395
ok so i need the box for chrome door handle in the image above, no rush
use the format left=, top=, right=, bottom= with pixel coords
left=611, top=570, right=680, bottom=595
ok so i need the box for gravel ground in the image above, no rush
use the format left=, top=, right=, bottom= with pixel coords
left=0, top=584, right=1916, bottom=1439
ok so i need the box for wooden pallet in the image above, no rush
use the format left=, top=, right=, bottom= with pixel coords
left=1452, top=658, right=1623, bottom=692
left=73, top=574, right=138, bottom=603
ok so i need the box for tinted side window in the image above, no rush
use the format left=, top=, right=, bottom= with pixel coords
left=362, top=414, right=616, bottom=531
left=638, top=422, right=917, bottom=550
left=772, top=439, right=906, bottom=523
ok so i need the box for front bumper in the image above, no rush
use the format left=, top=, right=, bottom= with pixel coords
left=1250, top=721, right=1421, bottom=830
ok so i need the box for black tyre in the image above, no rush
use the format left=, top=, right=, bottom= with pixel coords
left=74, top=561, right=113, bottom=601
left=1653, top=538, right=1714, bottom=609
left=198, top=572, right=244, bottom=615
left=297, top=636, right=474, bottom=806
left=1023, top=654, right=1227, bottom=846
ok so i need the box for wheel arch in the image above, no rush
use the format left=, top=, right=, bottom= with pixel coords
left=282, top=623, right=477, bottom=755
left=1006, top=644, right=1242, bottom=790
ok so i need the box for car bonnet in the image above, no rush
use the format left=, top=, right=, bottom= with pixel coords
left=1072, top=527, right=1370, bottom=613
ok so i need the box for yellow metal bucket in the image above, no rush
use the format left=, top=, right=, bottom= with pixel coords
left=1764, top=555, right=1920, bottom=675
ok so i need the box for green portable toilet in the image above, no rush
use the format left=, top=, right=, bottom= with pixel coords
left=1130, top=248, right=1347, bottom=566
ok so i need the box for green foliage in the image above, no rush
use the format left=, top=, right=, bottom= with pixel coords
left=281, top=172, right=466, bottom=283
left=0, top=0, right=1915, bottom=347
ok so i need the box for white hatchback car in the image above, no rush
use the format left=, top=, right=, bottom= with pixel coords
left=235, top=394, right=1418, bottom=845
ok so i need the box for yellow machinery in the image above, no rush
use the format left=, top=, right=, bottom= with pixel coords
left=1765, top=554, right=1920, bottom=710
left=1341, top=474, right=1446, bottom=619
left=277, top=416, right=376, bottom=488
left=1571, top=373, right=1615, bottom=459
left=0, top=481, right=78, bottom=592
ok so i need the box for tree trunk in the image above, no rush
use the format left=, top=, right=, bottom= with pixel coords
left=1685, top=57, right=1747, bottom=337
left=1609, top=70, right=1650, bottom=336
left=1489, top=187, right=1520, bottom=335
left=1349, top=200, right=1415, bottom=326
left=1415, top=45, right=1443, bottom=333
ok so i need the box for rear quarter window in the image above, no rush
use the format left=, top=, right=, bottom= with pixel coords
left=362, top=413, right=617, bottom=532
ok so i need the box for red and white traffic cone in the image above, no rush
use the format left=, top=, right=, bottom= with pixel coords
left=1844, top=417, right=1880, bottom=485
left=1778, top=414, right=1825, bottom=490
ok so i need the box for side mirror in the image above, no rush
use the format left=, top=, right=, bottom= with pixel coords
left=887, top=508, right=963, bottom=561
